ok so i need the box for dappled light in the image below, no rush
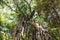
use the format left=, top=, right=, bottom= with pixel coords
left=0, top=0, right=60, bottom=40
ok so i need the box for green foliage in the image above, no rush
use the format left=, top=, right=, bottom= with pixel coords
left=0, top=0, right=60, bottom=40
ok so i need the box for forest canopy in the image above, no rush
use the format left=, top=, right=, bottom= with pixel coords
left=0, top=0, right=60, bottom=40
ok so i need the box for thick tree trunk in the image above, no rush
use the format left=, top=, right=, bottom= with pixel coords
left=13, top=16, right=57, bottom=40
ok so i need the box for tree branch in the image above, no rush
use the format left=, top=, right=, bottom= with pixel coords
left=23, top=0, right=31, bottom=12
left=13, top=0, right=24, bottom=14
left=0, top=1, right=19, bottom=13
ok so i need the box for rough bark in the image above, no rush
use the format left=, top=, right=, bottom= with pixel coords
left=14, top=19, right=57, bottom=40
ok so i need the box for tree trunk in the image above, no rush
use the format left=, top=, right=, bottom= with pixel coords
left=13, top=16, right=57, bottom=40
